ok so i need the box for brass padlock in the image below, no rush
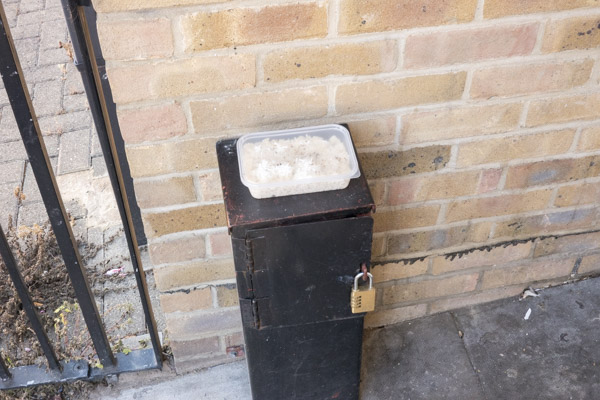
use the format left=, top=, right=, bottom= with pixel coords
left=351, top=272, right=376, bottom=313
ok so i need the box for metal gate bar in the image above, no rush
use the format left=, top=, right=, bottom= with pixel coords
left=0, top=3, right=115, bottom=368
left=0, top=226, right=61, bottom=371
left=61, top=0, right=163, bottom=368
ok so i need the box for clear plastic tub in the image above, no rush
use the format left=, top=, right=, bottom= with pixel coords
left=237, top=124, right=361, bottom=199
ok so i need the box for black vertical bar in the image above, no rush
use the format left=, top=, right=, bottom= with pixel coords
left=0, top=4, right=115, bottom=367
left=0, top=226, right=62, bottom=371
left=0, top=352, right=10, bottom=381
left=60, top=1, right=163, bottom=367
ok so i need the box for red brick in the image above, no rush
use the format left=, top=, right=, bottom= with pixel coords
left=118, top=103, right=187, bottom=144
left=404, top=23, right=538, bottom=68
left=387, top=177, right=419, bottom=206
left=478, top=169, right=503, bottom=193
left=208, top=232, right=232, bottom=257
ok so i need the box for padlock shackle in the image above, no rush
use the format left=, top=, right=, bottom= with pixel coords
left=354, top=272, right=373, bottom=290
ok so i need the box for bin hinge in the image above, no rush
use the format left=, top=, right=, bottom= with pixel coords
left=244, top=238, right=255, bottom=274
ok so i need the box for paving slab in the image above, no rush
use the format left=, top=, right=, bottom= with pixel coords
left=455, top=277, right=600, bottom=400
left=361, top=312, right=485, bottom=400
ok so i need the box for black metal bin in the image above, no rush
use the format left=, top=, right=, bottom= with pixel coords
left=216, top=129, right=375, bottom=400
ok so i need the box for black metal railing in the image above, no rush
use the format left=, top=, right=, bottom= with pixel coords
left=0, top=0, right=162, bottom=389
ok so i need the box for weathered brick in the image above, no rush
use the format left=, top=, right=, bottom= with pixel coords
left=534, top=232, right=600, bottom=257
left=486, top=0, right=600, bottom=18
left=207, top=231, right=233, bottom=257
left=126, top=137, right=217, bottom=178
left=478, top=169, right=503, bottom=193
left=429, top=285, right=525, bottom=314
left=368, top=180, right=387, bottom=207
left=364, top=304, right=427, bottom=328
left=339, top=0, right=477, bottom=35
left=224, top=332, right=245, bottom=348
left=432, top=242, right=532, bottom=275
left=457, top=130, right=576, bottom=167
left=471, top=60, right=593, bottom=99
left=371, top=235, right=386, bottom=258
left=383, top=273, right=478, bottom=304
left=416, top=170, right=480, bottom=201
left=144, top=204, right=226, bottom=237
left=166, top=309, right=241, bottom=340
left=264, top=41, right=396, bottom=83
left=97, top=19, right=173, bottom=61
left=216, top=284, right=239, bottom=307
left=372, top=260, right=429, bottom=283
left=542, top=16, right=600, bottom=53
left=527, top=93, right=600, bottom=127
left=494, top=208, right=598, bottom=239
left=336, top=72, right=466, bottom=114
left=170, top=337, right=220, bottom=361
left=373, top=206, right=440, bottom=233
left=555, top=181, right=600, bottom=207
left=149, top=235, right=206, bottom=265
left=181, top=3, right=327, bottom=52
left=160, top=287, right=213, bottom=313
left=387, top=222, right=491, bottom=255
left=404, top=23, right=538, bottom=68
left=347, top=117, right=396, bottom=148
left=93, top=0, right=226, bottom=12
left=402, top=103, right=522, bottom=144
left=190, top=86, right=328, bottom=134
left=358, top=145, right=451, bottom=179
left=445, top=190, right=553, bottom=223
left=197, top=171, right=223, bottom=202
left=579, top=125, right=600, bottom=151
left=579, top=254, right=600, bottom=275
left=481, top=258, right=575, bottom=289
left=505, top=155, right=600, bottom=189
left=134, top=176, right=197, bottom=209
left=108, top=55, right=255, bottom=104
left=118, top=103, right=187, bottom=144
left=154, top=260, right=235, bottom=291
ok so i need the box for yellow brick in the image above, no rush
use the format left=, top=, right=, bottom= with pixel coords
left=402, top=103, right=522, bottom=144
left=445, top=189, right=553, bottom=223
left=415, top=170, right=480, bottom=201
left=429, top=285, right=525, bottom=314
left=144, top=204, right=226, bottom=238
left=364, top=304, right=427, bottom=328
left=134, top=176, right=197, bottom=209
left=373, top=206, right=440, bottom=232
left=359, top=145, right=451, bottom=179
left=542, top=16, right=600, bottom=53
left=160, top=287, right=213, bottom=313
left=481, top=258, right=575, bottom=289
left=97, top=19, right=173, bottom=61
left=197, top=171, right=223, bottom=202
left=190, top=86, right=328, bottom=134
left=347, top=117, right=396, bottom=148
left=263, top=41, right=396, bottom=83
left=371, top=235, right=386, bottom=258
left=149, top=235, right=205, bottom=265
left=383, top=273, right=479, bottom=304
left=216, top=284, right=239, bottom=307
left=339, top=0, right=477, bottom=34
left=470, top=60, right=593, bottom=99
left=368, top=180, right=386, bottom=207
left=505, top=155, right=600, bottom=189
left=555, top=181, right=600, bottom=207
left=456, top=129, right=576, bottom=167
left=579, top=125, right=600, bottom=151
left=126, top=137, right=217, bottom=178
left=484, top=0, right=600, bottom=18
left=431, top=242, right=533, bottom=275
left=118, top=103, right=188, bottom=144
left=108, top=55, right=255, bottom=104
left=579, top=254, right=600, bottom=275
left=336, top=72, right=466, bottom=115
left=154, top=260, right=235, bottom=290
left=527, top=93, right=600, bottom=127
left=92, top=0, right=225, bottom=12
left=372, top=260, right=429, bottom=283
left=181, top=3, right=327, bottom=52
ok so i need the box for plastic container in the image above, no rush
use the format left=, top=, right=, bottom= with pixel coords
left=237, top=124, right=361, bottom=199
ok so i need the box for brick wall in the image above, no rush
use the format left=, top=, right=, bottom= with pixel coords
left=93, top=0, right=600, bottom=371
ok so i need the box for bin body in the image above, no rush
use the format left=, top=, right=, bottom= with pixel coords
left=217, top=134, right=374, bottom=400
